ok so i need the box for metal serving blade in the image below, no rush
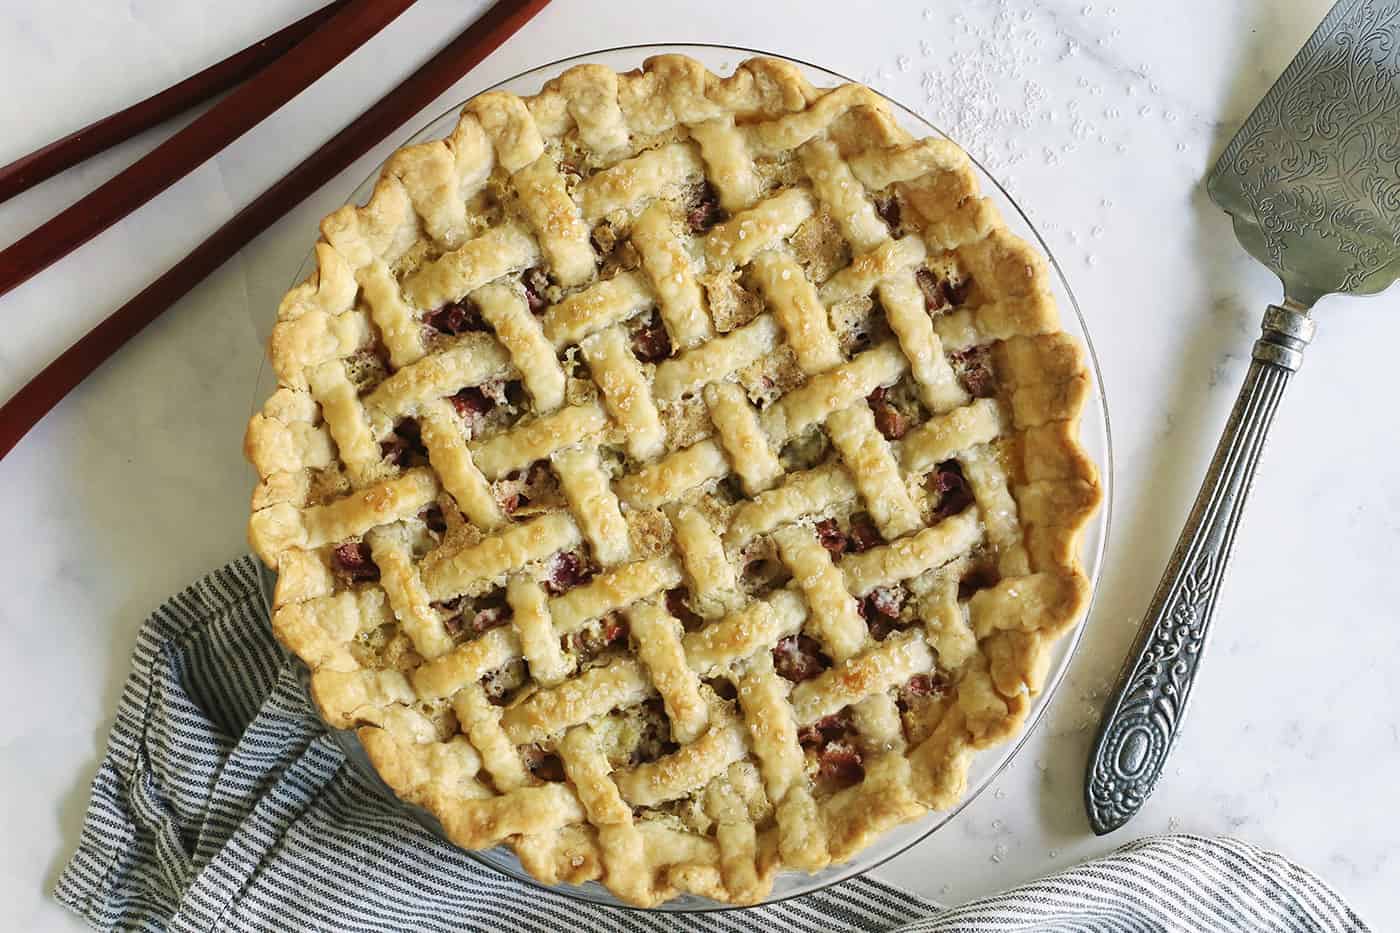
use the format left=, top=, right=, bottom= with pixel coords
left=1086, top=0, right=1400, bottom=835
left=1210, top=0, right=1400, bottom=306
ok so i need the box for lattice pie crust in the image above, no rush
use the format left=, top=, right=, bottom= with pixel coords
left=245, top=55, right=1102, bottom=907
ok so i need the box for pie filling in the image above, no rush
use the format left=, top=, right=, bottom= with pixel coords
left=248, top=55, right=1100, bottom=907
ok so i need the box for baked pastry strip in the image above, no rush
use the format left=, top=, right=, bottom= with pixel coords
left=474, top=282, right=566, bottom=412
left=580, top=325, right=666, bottom=461
left=626, top=596, right=709, bottom=744
left=772, top=525, right=865, bottom=663
left=666, top=504, right=742, bottom=618
left=824, top=405, right=921, bottom=540
left=551, top=445, right=631, bottom=566
left=703, top=381, right=782, bottom=495
left=631, top=201, right=713, bottom=349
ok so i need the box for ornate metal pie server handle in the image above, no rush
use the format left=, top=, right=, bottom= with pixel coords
left=1085, top=303, right=1315, bottom=835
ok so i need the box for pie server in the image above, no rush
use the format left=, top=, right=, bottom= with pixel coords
left=1085, top=0, right=1400, bottom=835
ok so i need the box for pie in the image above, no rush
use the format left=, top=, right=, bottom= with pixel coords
left=245, top=54, right=1102, bottom=907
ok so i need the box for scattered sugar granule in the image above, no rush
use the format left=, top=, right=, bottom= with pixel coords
left=909, top=2, right=1149, bottom=172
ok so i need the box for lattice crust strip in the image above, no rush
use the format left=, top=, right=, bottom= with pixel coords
left=246, top=54, right=1102, bottom=908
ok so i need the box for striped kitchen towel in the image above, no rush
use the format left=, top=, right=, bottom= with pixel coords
left=54, top=557, right=1369, bottom=932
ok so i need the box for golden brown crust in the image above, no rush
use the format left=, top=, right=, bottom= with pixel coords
left=246, top=54, right=1102, bottom=907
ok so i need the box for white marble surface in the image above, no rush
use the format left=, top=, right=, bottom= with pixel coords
left=1, top=0, right=1396, bottom=928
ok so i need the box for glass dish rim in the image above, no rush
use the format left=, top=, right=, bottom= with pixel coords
left=250, top=41, right=1116, bottom=913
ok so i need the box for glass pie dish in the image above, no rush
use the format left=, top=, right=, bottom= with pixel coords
left=250, top=43, right=1113, bottom=912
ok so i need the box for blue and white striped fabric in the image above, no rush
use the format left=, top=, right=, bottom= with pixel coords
left=55, top=557, right=1371, bottom=932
